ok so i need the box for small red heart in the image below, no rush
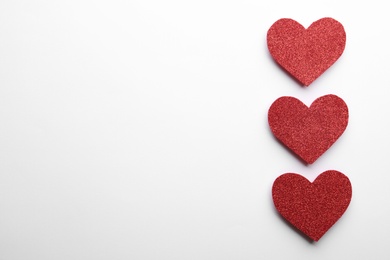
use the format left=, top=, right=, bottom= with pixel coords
left=272, top=170, right=352, bottom=241
left=267, top=18, right=346, bottom=86
left=268, top=94, right=348, bottom=164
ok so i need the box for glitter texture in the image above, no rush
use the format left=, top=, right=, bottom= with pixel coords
left=267, top=18, right=346, bottom=86
left=272, top=170, right=352, bottom=241
left=268, top=94, right=348, bottom=164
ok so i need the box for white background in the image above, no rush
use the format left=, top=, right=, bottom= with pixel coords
left=0, top=0, right=389, bottom=259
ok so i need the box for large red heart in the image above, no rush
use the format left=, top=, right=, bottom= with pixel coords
left=267, top=18, right=346, bottom=86
left=268, top=94, right=348, bottom=164
left=272, top=170, right=352, bottom=241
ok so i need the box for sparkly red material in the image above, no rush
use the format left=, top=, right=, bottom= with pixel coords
left=272, top=170, right=352, bottom=241
left=267, top=18, right=346, bottom=86
left=268, top=94, right=348, bottom=164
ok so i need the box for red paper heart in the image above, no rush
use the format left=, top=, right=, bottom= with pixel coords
left=268, top=94, right=348, bottom=164
left=272, top=170, right=352, bottom=241
left=267, top=18, right=346, bottom=86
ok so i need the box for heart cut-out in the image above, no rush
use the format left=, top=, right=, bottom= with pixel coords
left=268, top=94, right=348, bottom=164
left=267, top=18, right=346, bottom=86
left=272, top=170, right=352, bottom=241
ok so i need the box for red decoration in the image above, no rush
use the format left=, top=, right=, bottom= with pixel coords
left=268, top=94, right=348, bottom=164
left=267, top=18, right=346, bottom=86
left=272, top=170, right=352, bottom=241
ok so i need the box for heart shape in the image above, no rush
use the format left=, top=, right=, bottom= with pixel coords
left=268, top=94, right=348, bottom=164
left=267, top=18, right=346, bottom=86
left=272, top=170, right=352, bottom=241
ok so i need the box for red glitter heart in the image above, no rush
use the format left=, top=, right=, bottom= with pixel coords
left=272, top=170, right=352, bottom=241
left=268, top=94, right=348, bottom=164
left=267, top=18, right=346, bottom=86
